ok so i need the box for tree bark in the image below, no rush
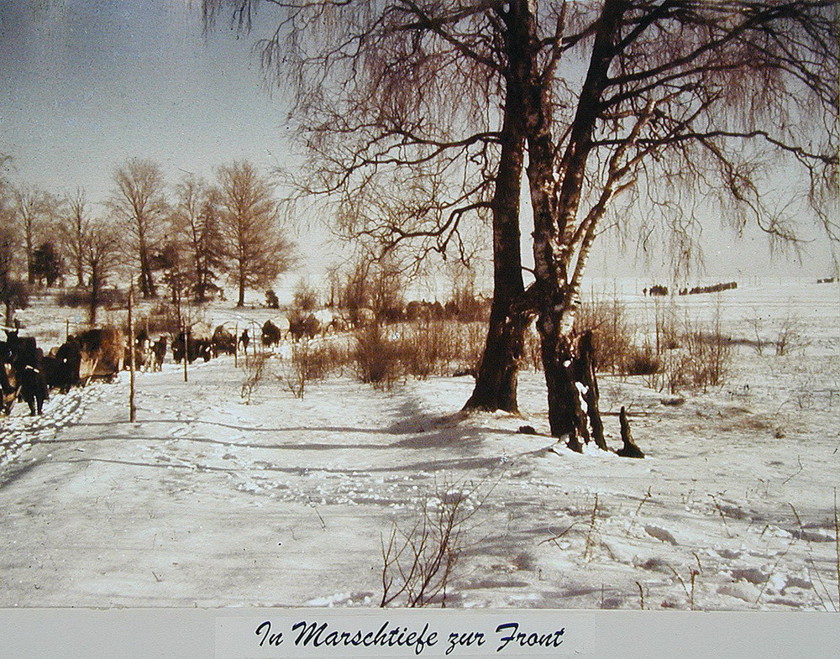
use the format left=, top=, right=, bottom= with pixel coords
left=538, top=327, right=607, bottom=452
left=525, top=0, right=627, bottom=447
left=464, top=1, right=532, bottom=413
left=466, top=301, right=528, bottom=412
left=577, top=331, right=607, bottom=451
left=462, top=185, right=524, bottom=416
left=139, top=245, right=156, bottom=299
left=89, top=271, right=101, bottom=325
left=237, top=272, right=246, bottom=308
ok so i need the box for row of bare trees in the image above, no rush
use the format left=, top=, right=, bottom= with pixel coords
left=204, top=0, right=838, bottom=449
left=0, top=156, right=294, bottom=324
left=111, top=158, right=295, bottom=307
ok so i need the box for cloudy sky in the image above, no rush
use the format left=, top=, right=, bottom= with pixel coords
left=1, top=1, right=835, bottom=287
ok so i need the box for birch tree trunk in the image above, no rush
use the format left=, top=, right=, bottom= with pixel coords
left=465, top=3, right=532, bottom=413
left=525, top=0, right=627, bottom=449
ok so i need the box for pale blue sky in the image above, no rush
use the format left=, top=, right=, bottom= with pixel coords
left=1, top=0, right=835, bottom=286
left=1, top=1, right=293, bottom=203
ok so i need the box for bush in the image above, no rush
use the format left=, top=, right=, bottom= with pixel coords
left=291, top=282, right=318, bottom=312
left=649, top=327, right=732, bottom=393
left=774, top=313, right=808, bottom=356
left=133, top=303, right=182, bottom=337
left=380, top=478, right=487, bottom=608
left=679, top=331, right=731, bottom=390
left=453, top=321, right=487, bottom=376
left=1, top=280, right=30, bottom=315
left=265, top=289, right=280, bottom=309
left=241, top=352, right=269, bottom=403
left=653, top=300, right=681, bottom=352
left=348, top=320, right=487, bottom=387
left=393, top=321, right=486, bottom=379
left=394, top=322, right=448, bottom=379
left=575, top=299, right=635, bottom=374
left=276, top=340, right=351, bottom=399
left=296, top=340, right=350, bottom=381
left=568, top=295, right=732, bottom=391
left=623, top=345, right=662, bottom=376
left=355, top=324, right=401, bottom=390
left=55, top=287, right=126, bottom=310
left=444, top=291, right=490, bottom=323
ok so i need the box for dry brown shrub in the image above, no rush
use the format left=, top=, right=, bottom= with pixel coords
left=354, top=324, right=402, bottom=390
left=241, top=351, right=269, bottom=403
left=393, top=321, right=486, bottom=378
left=575, top=299, right=635, bottom=374
left=623, top=345, right=663, bottom=376
left=394, top=322, right=444, bottom=379
left=647, top=324, right=733, bottom=393
left=353, top=321, right=486, bottom=385
left=380, top=477, right=491, bottom=608
left=452, top=321, right=486, bottom=376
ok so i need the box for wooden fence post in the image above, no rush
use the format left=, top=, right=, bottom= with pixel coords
left=128, top=285, right=136, bottom=423
left=183, top=323, right=189, bottom=383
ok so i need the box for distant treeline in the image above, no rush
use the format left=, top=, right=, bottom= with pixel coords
left=679, top=281, right=737, bottom=296
left=643, top=281, right=738, bottom=297
left=645, top=285, right=669, bottom=296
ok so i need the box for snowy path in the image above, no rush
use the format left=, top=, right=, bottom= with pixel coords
left=0, top=361, right=540, bottom=607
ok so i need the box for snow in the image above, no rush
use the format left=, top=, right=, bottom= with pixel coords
left=1, top=279, right=838, bottom=611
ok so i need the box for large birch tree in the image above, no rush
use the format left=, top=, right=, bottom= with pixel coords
left=518, top=0, right=838, bottom=446
left=204, top=0, right=838, bottom=448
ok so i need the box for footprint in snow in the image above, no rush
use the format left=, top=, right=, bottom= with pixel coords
left=644, top=525, right=679, bottom=545
left=715, top=548, right=741, bottom=560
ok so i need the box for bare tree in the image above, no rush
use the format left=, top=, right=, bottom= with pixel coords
left=0, top=154, right=14, bottom=277
left=108, top=158, right=169, bottom=298
left=0, top=155, right=20, bottom=324
left=203, top=0, right=532, bottom=412
left=213, top=160, right=295, bottom=307
left=205, top=0, right=838, bottom=446
left=171, top=175, right=224, bottom=302
left=0, top=224, right=25, bottom=327
left=11, top=184, right=57, bottom=286
left=31, top=241, right=64, bottom=287
left=328, top=251, right=405, bottom=322
left=369, top=256, right=407, bottom=323
left=513, top=0, right=838, bottom=446
left=336, top=258, right=372, bottom=314
left=81, top=220, right=121, bottom=325
left=62, top=188, right=93, bottom=288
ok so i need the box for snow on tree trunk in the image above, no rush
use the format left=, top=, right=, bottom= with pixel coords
left=537, top=308, right=606, bottom=452
left=576, top=330, right=607, bottom=451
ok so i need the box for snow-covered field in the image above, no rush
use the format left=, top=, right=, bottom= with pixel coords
left=1, top=280, right=838, bottom=611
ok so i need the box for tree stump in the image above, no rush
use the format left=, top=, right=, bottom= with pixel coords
left=617, top=406, right=645, bottom=458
